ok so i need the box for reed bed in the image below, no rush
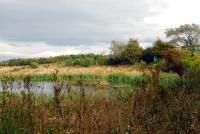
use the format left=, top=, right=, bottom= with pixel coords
left=0, top=73, right=179, bottom=88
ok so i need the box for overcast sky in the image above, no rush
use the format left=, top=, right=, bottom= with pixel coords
left=0, top=0, right=200, bottom=60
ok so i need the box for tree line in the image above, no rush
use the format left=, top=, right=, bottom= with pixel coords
left=0, top=24, right=200, bottom=67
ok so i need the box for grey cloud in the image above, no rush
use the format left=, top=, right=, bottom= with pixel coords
left=0, top=0, right=166, bottom=46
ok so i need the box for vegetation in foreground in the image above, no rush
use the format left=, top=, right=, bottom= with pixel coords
left=1, top=50, right=200, bottom=133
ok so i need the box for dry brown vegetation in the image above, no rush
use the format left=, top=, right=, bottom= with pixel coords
left=0, top=64, right=142, bottom=76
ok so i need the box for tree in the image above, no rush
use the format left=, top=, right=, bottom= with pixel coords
left=109, top=39, right=143, bottom=64
left=141, top=39, right=173, bottom=64
left=166, top=24, right=200, bottom=47
left=152, top=39, right=173, bottom=59
left=124, top=39, right=143, bottom=64
left=110, top=40, right=126, bottom=63
left=142, top=47, right=155, bottom=63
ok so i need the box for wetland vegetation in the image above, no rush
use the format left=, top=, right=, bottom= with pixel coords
left=1, top=24, right=200, bottom=133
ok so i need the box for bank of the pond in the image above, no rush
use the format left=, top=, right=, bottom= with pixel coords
left=0, top=73, right=179, bottom=89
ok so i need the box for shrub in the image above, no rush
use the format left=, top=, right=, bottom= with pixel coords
left=182, top=51, right=200, bottom=88
left=163, top=48, right=183, bottom=76
left=29, top=62, right=39, bottom=68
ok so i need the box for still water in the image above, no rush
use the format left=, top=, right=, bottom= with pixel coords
left=0, top=81, right=80, bottom=95
left=0, top=81, right=114, bottom=95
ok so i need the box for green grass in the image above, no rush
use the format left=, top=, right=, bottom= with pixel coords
left=0, top=72, right=179, bottom=89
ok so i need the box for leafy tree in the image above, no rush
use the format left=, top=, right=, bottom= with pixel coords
left=110, top=40, right=126, bottom=60
left=141, top=39, right=174, bottom=64
left=110, top=39, right=143, bottom=64
left=166, top=24, right=200, bottom=47
left=124, top=39, right=143, bottom=64
left=152, top=39, right=173, bottom=59
left=142, top=47, right=155, bottom=63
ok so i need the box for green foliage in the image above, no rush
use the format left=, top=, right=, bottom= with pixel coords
left=142, top=47, right=155, bottom=63
left=141, top=39, right=174, bottom=64
left=124, top=39, right=143, bottom=64
left=182, top=51, right=200, bottom=88
left=0, top=54, right=109, bottom=67
left=29, top=62, right=39, bottom=68
left=0, top=73, right=179, bottom=89
left=110, top=39, right=143, bottom=64
left=152, top=39, right=174, bottom=59
left=64, top=54, right=108, bottom=67
left=107, top=73, right=150, bottom=86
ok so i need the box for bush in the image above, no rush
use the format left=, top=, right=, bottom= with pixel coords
left=29, top=62, right=39, bottom=68
left=182, top=51, right=200, bottom=88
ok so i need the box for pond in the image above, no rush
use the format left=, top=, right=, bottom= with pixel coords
left=0, top=81, right=130, bottom=95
